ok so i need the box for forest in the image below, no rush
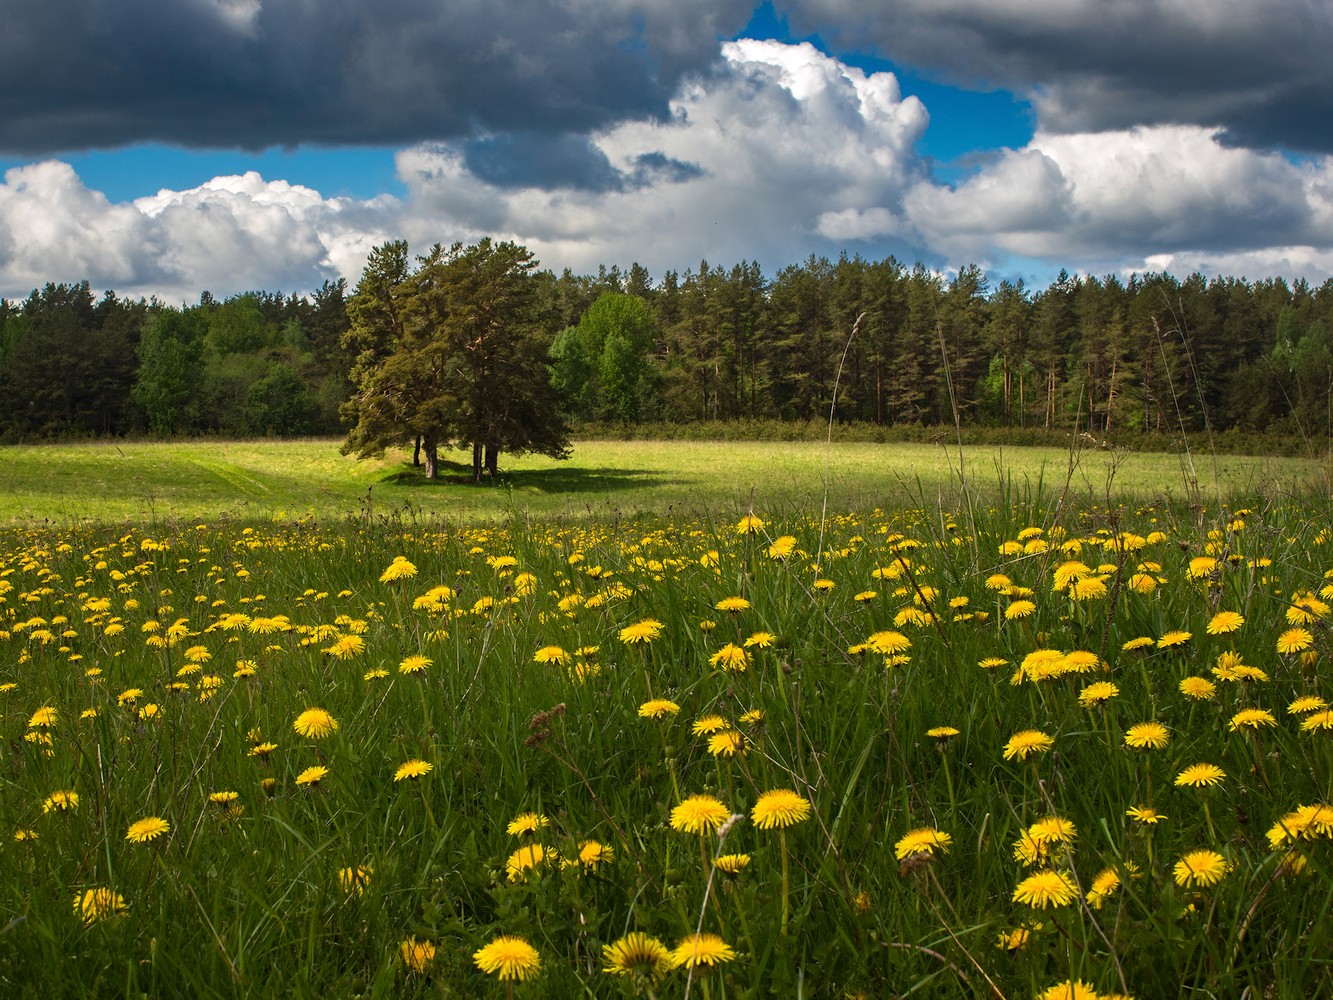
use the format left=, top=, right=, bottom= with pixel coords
left=1, top=252, right=1331, bottom=448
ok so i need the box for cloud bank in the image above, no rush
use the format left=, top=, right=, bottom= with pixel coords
left=3, top=39, right=1333, bottom=301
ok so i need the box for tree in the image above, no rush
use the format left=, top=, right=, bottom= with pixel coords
left=342, top=238, right=570, bottom=481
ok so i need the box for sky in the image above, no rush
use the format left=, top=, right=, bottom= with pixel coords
left=2, top=0, right=1332, bottom=303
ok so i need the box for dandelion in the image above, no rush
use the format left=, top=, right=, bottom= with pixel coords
left=1157, top=630, right=1192, bottom=649
left=74, top=887, right=128, bottom=926
left=736, top=514, right=764, bottom=534
left=1004, top=600, right=1036, bottom=620
left=638, top=699, right=680, bottom=719
left=296, top=765, right=328, bottom=787
left=1012, top=870, right=1079, bottom=908
left=400, top=937, right=436, bottom=973
left=708, top=730, right=745, bottom=757
left=894, top=827, right=952, bottom=861
left=532, top=645, right=570, bottom=665
left=1173, top=849, right=1228, bottom=887
left=671, top=933, right=736, bottom=969
left=1277, top=628, right=1314, bottom=654
left=1038, top=980, right=1100, bottom=1000
left=710, top=643, right=750, bottom=671
left=473, top=934, right=541, bottom=981
left=1175, top=763, right=1226, bottom=788
left=865, top=630, right=912, bottom=654
left=767, top=536, right=797, bottom=559
left=1207, top=611, right=1245, bottom=634
left=1230, top=708, right=1277, bottom=731
left=1124, top=721, right=1170, bottom=750
left=338, top=865, right=373, bottom=895
left=715, top=596, right=750, bottom=612
left=1288, top=696, right=1328, bottom=715
left=752, top=789, right=811, bottom=829
left=602, top=932, right=672, bottom=980
left=714, top=853, right=752, bottom=877
left=249, top=741, right=277, bottom=758
left=1126, top=805, right=1165, bottom=824
left=927, top=726, right=960, bottom=740
left=692, top=714, right=729, bottom=736
left=670, top=795, right=730, bottom=835
left=27, top=706, right=57, bottom=728
left=1078, top=681, right=1119, bottom=708
left=1003, top=729, right=1054, bottom=761
left=398, top=654, right=431, bottom=675
left=619, top=618, right=664, bottom=645
left=1086, top=867, right=1123, bottom=909
left=1179, top=676, right=1218, bottom=700
left=293, top=708, right=338, bottom=739
left=1300, top=710, right=1333, bottom=732
left=744, top=630, right=776, bottom=648
left=42, top=790, right=78, bottom=813
left=126, top=816, right=169, bottom=844
left=379, top=557, right=417, bottom=583
left=394, top=760, right=433, bottom=782
left=575, top=840, right=613, bottom=869
left=506, top=812, right=549, bottom=837
left=505, top=843, right=548, bottom=881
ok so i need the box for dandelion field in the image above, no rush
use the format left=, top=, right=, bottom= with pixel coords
left=2, top=462, right=1333, bottom=997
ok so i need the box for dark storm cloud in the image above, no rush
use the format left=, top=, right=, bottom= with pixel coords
left=782, top=0, right=1333, bottom=153
left=0, top=0, right=754, bottom=155
left=459, top=133, right=704, bottom=192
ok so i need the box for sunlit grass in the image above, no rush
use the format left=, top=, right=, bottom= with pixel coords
left=0, top=437, right=1326, bottom=525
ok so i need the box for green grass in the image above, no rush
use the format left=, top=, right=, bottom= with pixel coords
left=0, top=437, right=1326, bottom=526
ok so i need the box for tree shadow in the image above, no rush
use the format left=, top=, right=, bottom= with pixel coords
left=378, top=459, right=674, bottom=496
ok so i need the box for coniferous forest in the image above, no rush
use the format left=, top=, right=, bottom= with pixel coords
left=2, top=252, right=1332, bottom=449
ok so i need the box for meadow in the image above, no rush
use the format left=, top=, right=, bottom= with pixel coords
left=1, top=439, right=1331, bottom=998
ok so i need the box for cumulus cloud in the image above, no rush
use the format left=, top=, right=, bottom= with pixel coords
left=904, top=125, right=1333, bottom=274
left=781, top=0, right=1333, bottom=153
left=0, top=0, right=754, bottom=155
left=394, top=39, right=930, bottom=272
left=0, top=161, right=392, bottom=300
left=5, top=41, right=1333, bottom=301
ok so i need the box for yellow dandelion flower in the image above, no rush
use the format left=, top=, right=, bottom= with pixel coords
left=533, top=645, right=570, bottom=665
left=473, top=935, right=541, bottom=981
left=74, top=887, right=128, bottom=926
left=708, top=730, right=745, bottom=757
left=1157, top=630, right=1191, bottom=649
left=398, top=654, right=431, bottom=675
left=27, top=706, right=57, bottom=728
left=1126, top=805, right=1165, bottom=824
left=1012, top=869, right=1079, bottom=908
left=670, top=795, right=731, bottom=835
left=1179, top=676, right=1217, bottom=700
left=927, top=725, right=960, bottom=740
left=1288, top=696, right=1328, bottom=715
left=619, top=618, right=663, bottom=644
left=1175, top=763, right=1226, bottom=788
left=735, top=514, right=764, bottom=534
left=338, top=864, right=373, bottom=895
left=400, top=937, right=436, bottom=973
left=43, top=790, right=78, bottom=813
left=1003, top=729, right=1054, bottom=761
left=1124, top=721, right=1170, bottom=750
left=1206, top=611, right=1245, bottom=634
left=379, top=557, right=418, bottom=583
left=296, top=765, right=328, bottom=787
left=506, top=812, right=549, bottom=837
left=126, top=816, right=169, bottom=844
left=505, top=843, right=548, bottom=881
left=575, top=840, right=613, bottom=869
left=1230, top=708, right=1277, bottom=732
left=767, top=535, right=797, bottom=559
left=671, top=933, right=735, bottom=969
left=1038, top=979, right=1100, bottom=1000
left=293, top=707, right=338, bottom=739
left=692, top=714, right=729, bottom=736
left=1300, top=709, right=1333, bottom=732
left=322, top=634, right=365, bottom=658
left=1078, top=682, right=1119, bottom=708
left=602, top=932, right=671, bottom=980
left=744, top=630, right=776, bottom=648
left=714, top=853, right=752, bottom=877
left=715, top=596, right=750, bottom=613
left=709, top=643, right=751, bottom=671
left=1277, top=628, right=1314, bottom=654
left=751, top=788, right=811, bottom=829
left=1086, top=866, right=1122, bottom=909
left=638, top=699, right=680, bottom=719
left=894, top=827, right=952, bottom=860
left=394, top=759, right=433, bottom=782
left=1004, top=600, right=1036, bottom=620
left=1173, top=849, right=1228, bottom=887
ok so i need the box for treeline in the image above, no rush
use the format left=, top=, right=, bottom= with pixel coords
left=2, top=255, right=1332, bottom=444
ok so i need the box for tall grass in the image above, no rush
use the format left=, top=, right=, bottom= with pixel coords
left=1, top=477, right=1331, bottom=997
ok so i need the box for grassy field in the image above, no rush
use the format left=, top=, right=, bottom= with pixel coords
left=1, top=442, right=1332, bottom=997
left=0, top=437, right=1327, bottom=525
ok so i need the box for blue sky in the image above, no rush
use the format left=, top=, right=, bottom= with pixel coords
left=1, top=0, right=1330, bottom=300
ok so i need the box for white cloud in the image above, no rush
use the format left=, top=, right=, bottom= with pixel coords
left=395, top=39, right=929, bottom=274
left=4, top=42, right=1333, bottom=301
left=0, top=162, right=395, bottom=300
left=904, top=125, right=1333, bottom=271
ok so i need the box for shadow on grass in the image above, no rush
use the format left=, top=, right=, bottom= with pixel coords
left=379, top=459, right=675, bottom=495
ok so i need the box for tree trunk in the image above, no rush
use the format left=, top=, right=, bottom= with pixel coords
left=413, top=435, right=422, bottom=467
left=423, top=439, right=439, bottom=480
left=472, top=441, right=484, bottom=482
left=485, top=443, right=499, bottom=478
